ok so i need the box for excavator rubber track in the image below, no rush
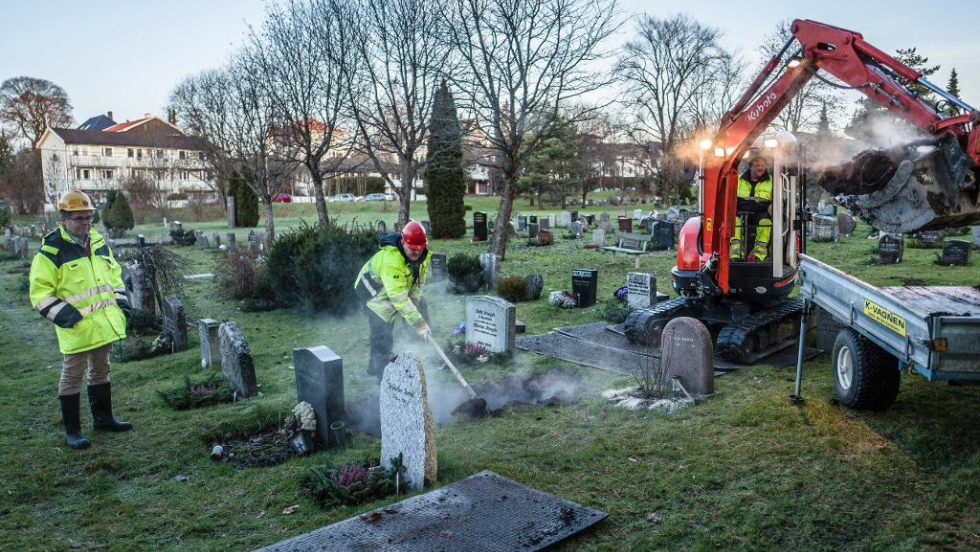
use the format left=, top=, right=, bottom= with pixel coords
left=715, top=298, right=810, bottom=364
left=623, top=297, right=689, bottom=347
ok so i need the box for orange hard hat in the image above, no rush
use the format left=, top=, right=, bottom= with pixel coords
left=58, top=190, right=94, bottom=212
left=401, top=220, right=427, bottom=250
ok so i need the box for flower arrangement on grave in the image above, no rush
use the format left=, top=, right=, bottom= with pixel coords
left=549, top=290, right=579, bottom=309
left=304, top=454, right=408, bottom=508
left=157, top=374, right=234, bottom=410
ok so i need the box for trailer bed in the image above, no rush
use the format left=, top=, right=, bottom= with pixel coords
left=798, top=254, right=980, bottom=381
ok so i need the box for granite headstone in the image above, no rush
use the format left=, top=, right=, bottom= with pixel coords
left=219, top=321, right=258, bottom=398
left=293, top=345, right=345, bottom=448
left=626, top=272, right=656, bottom=309
left=198, top=318, right=220, bottom=369
left=380, top=353, right=437, bottom=490
left=162, top=296, right=188, bottom=352
left=465, top=296, right=516, bottom=354
left=942, top=240, right=971, bottom=265
left=572, top=268, right=598, bottom=308
left=473, top=212, right=488, bottom=241
left=877, top=233, right=904, bottom=264
left=660, top=317, right=713, bottom=396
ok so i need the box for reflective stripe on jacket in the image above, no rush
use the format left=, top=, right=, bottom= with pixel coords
left=737, top=175, right=773, bottom=200
left=29, top=226, right=128, bottom=354
left=354, top=245, right=429, bottom=324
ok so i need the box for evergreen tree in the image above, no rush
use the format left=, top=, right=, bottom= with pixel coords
left=424, top=81, right=467, bottom=239
left=101, top=190, right=118, bottom=230
left=231, top=169, right=259, bottom=228
left=519, top=121, right=578, bottom=208
left=107, top=191, right=134, bottom=232
left=945, top=68, right=961, bottom=116
left=816, top=102, right=831, bottom=138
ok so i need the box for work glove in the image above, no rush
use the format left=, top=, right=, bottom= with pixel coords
left=414, top=318, right=432, bottom=340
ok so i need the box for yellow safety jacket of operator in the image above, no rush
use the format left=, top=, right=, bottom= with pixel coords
left=736, top=174, right=773, bottom=201
left=29, top=226, right=128, bottom=354
left=354, top=242, right=429, bottom=325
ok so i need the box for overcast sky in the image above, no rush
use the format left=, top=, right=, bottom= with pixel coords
left=2, top=0, right=977, bottom=128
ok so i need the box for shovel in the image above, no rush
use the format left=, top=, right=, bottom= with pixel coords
left=424, top=334, right=488, bottom=417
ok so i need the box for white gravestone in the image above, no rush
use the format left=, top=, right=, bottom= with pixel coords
left=198, top=318, right=220, bottom=369
left=627, top=272, right=657, bottom=309
left=380, top=353, right=437, bottom=490
left=592, top=229, right=605, bottom=246
left=465, top=296, right=516, bottom=354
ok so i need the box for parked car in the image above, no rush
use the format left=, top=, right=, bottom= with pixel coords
left=362, top=193, right=386, bottom=201
left=330, top=193, right=356, bottom=202
left=273, top=193, right=292, bottom=203
left=383, top=192, right=397, bottom=201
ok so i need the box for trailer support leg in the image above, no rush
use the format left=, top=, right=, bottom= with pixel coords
left=790, top=299, right=809, bottom=404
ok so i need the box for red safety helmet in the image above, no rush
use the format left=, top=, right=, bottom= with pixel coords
left=401, top=220, right=427, bottom=251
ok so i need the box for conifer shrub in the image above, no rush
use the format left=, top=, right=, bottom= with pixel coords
left=103, top=191, right=134, bottom=236
left=230, top=171, right=259, bottom=228
left=0, top=203, right=11, bottom=229
left=494, top=275, right=527, bottom=303
left=263, top=221, right=377, bottom=313
left=447, top=253, right=485, bottom=293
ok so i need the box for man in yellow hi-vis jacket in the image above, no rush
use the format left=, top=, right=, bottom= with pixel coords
left=29, top=190, right=133, bottom=450
left=731, top=156, right=773, bottom=261
left=354, top=220, right=431, bottom=379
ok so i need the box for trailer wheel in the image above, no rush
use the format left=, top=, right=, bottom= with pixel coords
left=831, top=328, right=900, bottom=410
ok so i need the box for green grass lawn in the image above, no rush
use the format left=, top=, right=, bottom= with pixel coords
left=1, top=200, right=979, bottom=552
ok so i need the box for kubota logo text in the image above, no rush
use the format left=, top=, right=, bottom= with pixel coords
left=748, top=93, right=778, bottom=121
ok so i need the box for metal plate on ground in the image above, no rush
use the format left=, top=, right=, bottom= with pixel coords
left=517, top=322, right=822, bottom=373
left=251, top=470, right=607, bottom=552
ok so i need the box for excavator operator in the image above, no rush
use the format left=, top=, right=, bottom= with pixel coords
left=731, top=156, right=772, bottom=261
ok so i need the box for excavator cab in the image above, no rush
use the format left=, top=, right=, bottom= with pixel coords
left=726, top=132, right=801, bottom=308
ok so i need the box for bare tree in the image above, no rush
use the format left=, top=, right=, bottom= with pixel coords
left=757, top=20, right=843, bottom=133
left=617, top=14, right=734, bottom=203
left=227, top=48, right=293, bottom=240
left=0, top=77, right=73, bottom=151
left=443, top=0, right=620, bottom=260
left=169, top=68, right=241, bottom=200
left=342, top=0, right=452, bottom=226
left=249, top=0, right=358, bottom=224
left=0, top=148, right=44, bottom=214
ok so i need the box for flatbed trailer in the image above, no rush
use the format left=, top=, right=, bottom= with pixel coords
left=794, top=254, right=980, bottom=409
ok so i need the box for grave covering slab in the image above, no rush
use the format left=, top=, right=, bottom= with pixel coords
left=250, top=470, right=606, bottom=552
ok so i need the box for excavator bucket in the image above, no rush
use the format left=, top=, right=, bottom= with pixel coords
left=818, top=135, right=980, bottom=233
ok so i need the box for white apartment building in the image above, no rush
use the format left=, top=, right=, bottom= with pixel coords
left=37, top=115, right=214, bottom=207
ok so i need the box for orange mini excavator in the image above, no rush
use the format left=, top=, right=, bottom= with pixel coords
left=625, top=19, right=980, bottom=362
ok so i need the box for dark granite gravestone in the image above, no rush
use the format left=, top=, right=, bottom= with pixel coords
left=571, top=268, right=598, bottom=308
left=225, top=196, right=236, bottom=227
left=537, top=229, right=554, bottom=245
left=212, top=233, right=221, bottom=249
left=219, top=321, right=258, bottom=398
left=529, top=215, right=538, bottom=224
left=525, top=274, right=544, bottom=301
left=653, top=221, right=675, bottom=250
left=570, top=210, right=578, bottom=222
left=421, top=220, right=431, bottom=236
left=198, top=318, right=220, bottom=369
left=380, top=353, right=436, bottom=490
left=837, top=212, right=856, bottom=236
left=518, top=215, right=527, bottom=231
left=660, top=317, right=713, bottom=396
left=584, top=214, right=594, bottom=225
left=466, top=296, right=517, bottom=354
left=942, top=240, right=971, bottom=265
left=429, top=252, right=447, bottom=280
left=195, top=230, right=206, bottom=248
left=293, top=345, right=345, bottom=448
left=528, top=222, right=539, bottom=238
left=915, top=230, right=944, bottom=248
left=877, top=233, right=904, bottom=264
left=473, top=212, right=488, bottom=241
left=376, top=220, right=387, bottom=234
left=626, top=272, right=656, bottom=309
left=618, top=217, right=633, bottom=232
left=540, top=217, right=551, bottom=231
left=162, top=296, right=188, bottom=352
left=226, top=232, right=237, bottom=252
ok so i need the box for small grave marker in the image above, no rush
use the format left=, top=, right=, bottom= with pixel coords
left=162, top=296, right=188, bottom=352
left=219, top=321, right=258, bottom=398
left=877, top=233, right=903, bottom=264
left=473, top=212, right=488, bottom=241
left=571, top=268, right=598, bottom=308
left=627, top=272, right=656, bottom=309
left=198, top=318, right=220, bottom=368
left=942, top=240, right=971, bottom=265
left=293, top=346, right=345, bottom=448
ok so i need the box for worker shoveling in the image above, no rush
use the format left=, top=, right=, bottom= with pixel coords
left=818, top=134, right=980, bottom=234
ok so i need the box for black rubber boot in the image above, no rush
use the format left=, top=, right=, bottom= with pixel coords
left=59, top=394, right=91, bottom=449
left=88, top=383, right=133, bottom=432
